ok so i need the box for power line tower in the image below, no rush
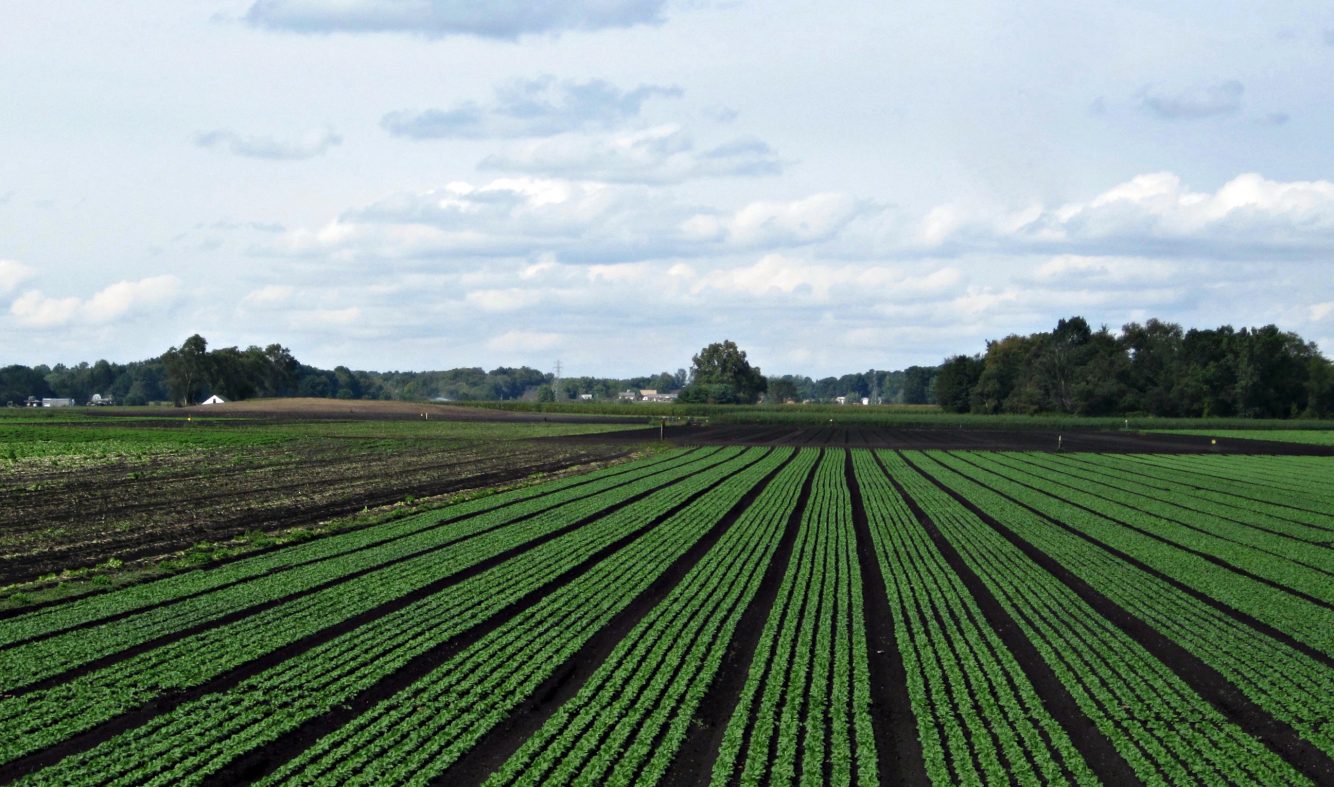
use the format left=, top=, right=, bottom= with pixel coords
left=553, top=360, right=562, bottom=399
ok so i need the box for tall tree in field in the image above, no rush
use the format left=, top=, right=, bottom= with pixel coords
left=162, top=334, right=210, bottom=406
left=683, top=340, right=767, bottom=404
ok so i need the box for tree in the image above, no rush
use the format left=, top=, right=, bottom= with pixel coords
left=683, top=340, right=767, bottom=404
left=162, top=334, right=210, bottom=406
left=934, top=355, right=982, bottom=413
left=767, top=377, right=799, bottom=403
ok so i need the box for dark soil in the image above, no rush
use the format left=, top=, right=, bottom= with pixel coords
left=2, top=413, right=640, bottom=585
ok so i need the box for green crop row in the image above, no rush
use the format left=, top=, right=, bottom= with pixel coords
left=1061, top=454, right=1334, bottom=535
left=486, top=448, right=818, bottom=787
left=711, top=449, right=877, bottom=786
left=889, top=451, right=1304, bottom=785
left=852, top=450, right=1095, bottom=786
left=0, top=447, right=704, bottom=671
left=15, top=450, right=770, bottom=785
left=0, top=448, right=750, bottom=767
left=260, top=447, right=795, bottom=786
left=952, top=451, right=1334, bottom=654
left=915, top=451, right=1334, bottom=759
left=1141, top=455, right=1334, bottom=516
left=989, top=452, right=1334, bottom=578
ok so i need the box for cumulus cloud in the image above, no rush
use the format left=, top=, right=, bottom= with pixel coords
left=381, top=76, right=680, bottom=139
left=479, top=125, right=782, bottom=182
left=486, top=330, right=563, bottom=352
left=10, top=275, right=180, bottom=328
left=245, top=0, right=667, bottom=39
left=926, top=172, right=1334, bottom=260
left=0, top=260, right=35, bottom=296
left=1140, top=80, right=1244, bottom=120
left=680, top=254, right=963, bottom=302
left=682, top=193, right=869, bottom=249
left=264, top=176, right=698, bottom=262
left=241, top=284, right=296, bottom=306
left=195, top=127, right=342, bottom=160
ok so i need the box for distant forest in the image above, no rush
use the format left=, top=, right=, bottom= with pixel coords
left=2, top=316, right=1331, bottom=418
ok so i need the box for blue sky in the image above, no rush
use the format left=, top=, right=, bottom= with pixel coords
left=3, top=1, right=1333, bottom=377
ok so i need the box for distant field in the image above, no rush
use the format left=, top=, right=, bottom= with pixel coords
left=456, top=399, right=1334, bottom=431
left=0, top=446, right=1329, bottom=784
left=1158, top=429, right=1334, bottom=447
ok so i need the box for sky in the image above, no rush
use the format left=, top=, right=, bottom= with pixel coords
left=3, top=1, right=1334, bottom=378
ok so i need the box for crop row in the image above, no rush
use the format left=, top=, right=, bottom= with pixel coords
left=886, top=451, right=1303, bottom=784
left=916, top=451, right=1334, bottom=759
left=0, top=448, right=753, bottom=770
left=979, top=452, right=1334, bottom=589
left=485, top=448, right=820, bottom=786
left=852, top=450, right=1095, bottom=785
left=11, top=448, right=772, bottom=785
left=711, top=449, right=877, bottom=786
left=1039, top=453, right=1334, bottom=546
left=0, top=446, right=700, bottom=649
left=1062, top=454, right=1334, bottom=534
left=0, top=448, right=707, bottom=687
left=949, top=451, right=1334, bottom=655
left=259, top=447, right=799, bottom=786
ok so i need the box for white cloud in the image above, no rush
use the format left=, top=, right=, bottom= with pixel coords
left=195, top=127, right=342, bottom=160
left=241, top=284, right=296, bottom=306
left=686, top=254, right=963, bottom=302
left=466, top=288, right=543, bottom=312
left=10, top=275, right=180, bottom=328
left=245, top=0, right=668, bottom=39
left=0, top=260, right=36, bottom=295
left=480, top=125, right=782, bottom=183
left=486, top=330, right=563, bottom=352
left=929, top=172, right=1334, bottom=259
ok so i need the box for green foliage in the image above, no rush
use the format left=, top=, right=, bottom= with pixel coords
left=684, top=339, right=767, bottom=404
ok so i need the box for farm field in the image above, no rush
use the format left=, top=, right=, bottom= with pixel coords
left=0, top=402, right=641, bottom=592
left=0, top=443, right=1329, bottom=785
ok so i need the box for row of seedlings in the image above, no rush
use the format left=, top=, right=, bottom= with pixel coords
left=916, top=450, right=1334, bottom=759
left=12, top=449, right=767, bottom=785
left=852, top=450, right=1095, bottom=785
left=711, top=449, right=878, bottom=786
left=947, top=450, right=1334, bottom=655
left=486, top=448, right=821, bottom=786
left=886, top=451, right=1305, bottom=785
left=0, top=449, right=756, bottom=774
left=0, top=449, right=713, bottom=685
left=259, top=447, right=799, bottom=786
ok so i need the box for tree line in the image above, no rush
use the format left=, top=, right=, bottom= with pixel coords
left=2, top=319, right=1330, bottom=418
left=935, top=317, right=1334, bottom=418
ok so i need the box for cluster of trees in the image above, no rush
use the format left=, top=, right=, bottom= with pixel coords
left=936, top=317, right=1334, bottom=418
left=5, top=322, right=1331, bottom=418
